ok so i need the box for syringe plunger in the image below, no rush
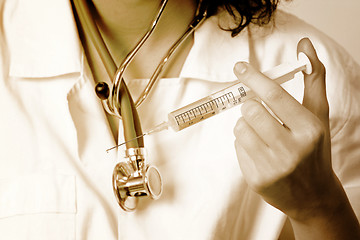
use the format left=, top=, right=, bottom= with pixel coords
left=146, top=53, right=312, bottom=134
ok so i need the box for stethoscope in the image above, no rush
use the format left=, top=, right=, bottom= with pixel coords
left=72, top=0, right=207, bottom=211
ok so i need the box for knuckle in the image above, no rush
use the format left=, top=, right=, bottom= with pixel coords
left=321, top=62, right=326, bottom=75
left=317, top=61, right=326, bottom=76
left=264, top=86, right=284, bottom=102
left=319, top=100, right=330, bottom=117
left=241, top=100, right=263, bottom=121
left=233, top=117, right=247, bottom=135
left=250, top=175, right=274, bottom=194
left=311, top=61, right=326, bottom=80
left=300, top=118, right=325, bottom=144
left=249, top=180, right=263, bottom=193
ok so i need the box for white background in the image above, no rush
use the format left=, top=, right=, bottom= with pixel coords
left=279, top=0, right=360, bottom=64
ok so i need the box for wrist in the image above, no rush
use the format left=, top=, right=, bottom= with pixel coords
left=288, top=175, right=360, bottom=239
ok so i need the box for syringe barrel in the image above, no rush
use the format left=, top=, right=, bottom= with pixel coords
left=166, top=54, right=311, bottom=132
left=167, top=82, right=255, bottom=132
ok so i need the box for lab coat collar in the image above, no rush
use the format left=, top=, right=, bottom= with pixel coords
left=180, top=16, right=251, bottom=83
left=4, top=0, right=81, bottom=78
left=3, top=0, right=247, bottom=82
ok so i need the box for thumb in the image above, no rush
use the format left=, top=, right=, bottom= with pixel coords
left=297, top=38, right=329, bottom=125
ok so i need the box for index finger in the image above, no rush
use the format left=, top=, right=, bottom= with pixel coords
left=233, top=62, right=314, bottom=131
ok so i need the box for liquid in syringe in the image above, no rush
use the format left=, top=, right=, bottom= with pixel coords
left=106, top=53, right=312, bottom=151
left=146, top=52, right=312, bottom=135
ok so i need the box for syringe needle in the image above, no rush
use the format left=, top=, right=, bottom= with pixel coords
left=106, top=122, right=169, bottom=152
left=107, top=54, right=312, bottom=153
left=106, top=133, right=147, bottom=152
left=146, top=121, right=169, bottom=135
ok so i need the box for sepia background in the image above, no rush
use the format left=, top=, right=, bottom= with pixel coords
left=280, top=0, right=360, bottom=64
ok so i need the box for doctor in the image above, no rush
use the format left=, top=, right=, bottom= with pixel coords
left=0, top=0, right=359, bottom=239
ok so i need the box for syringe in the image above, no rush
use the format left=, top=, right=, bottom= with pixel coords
left=147, top=53, right=312, bottom=133
left=106, top=53, right=312, bottom=152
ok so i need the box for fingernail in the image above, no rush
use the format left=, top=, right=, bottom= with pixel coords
left=234, top=62, right=248, bottom=75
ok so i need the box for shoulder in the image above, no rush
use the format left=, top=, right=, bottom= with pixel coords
left=266, top=11, right=360, bottom=137
left=189, top=9, right=360, bottom=135
left=187, top=9, right=359, bottom=83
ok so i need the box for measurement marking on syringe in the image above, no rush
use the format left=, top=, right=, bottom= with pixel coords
left=238, top=87, right=246, bottom=98
left=174, top=92, right=237, bottom=126
left=150, top=58, right=309, bottom=134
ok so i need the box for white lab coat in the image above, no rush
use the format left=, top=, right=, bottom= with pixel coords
left=1, top=0, right=359, bottom=239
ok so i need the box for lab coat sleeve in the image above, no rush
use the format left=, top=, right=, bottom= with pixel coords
left=274, top=11, right=360, bottom=220
left=325, top=44, right=360, bottom=220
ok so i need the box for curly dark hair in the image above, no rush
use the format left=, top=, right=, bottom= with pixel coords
left=201, top=0, right=280, bottom=36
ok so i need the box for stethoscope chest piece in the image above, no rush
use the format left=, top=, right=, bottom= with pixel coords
left=112, top=148, right=163, bottom=211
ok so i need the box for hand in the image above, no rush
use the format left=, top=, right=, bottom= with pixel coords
left=233, top=38, right=360, bottom=239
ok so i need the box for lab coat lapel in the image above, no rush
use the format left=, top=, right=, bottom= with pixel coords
left=67, top=69, right=117, bottom=166
left=67, top=68, right=120, bottom=238
left=5, top=0, right=118, bottom=167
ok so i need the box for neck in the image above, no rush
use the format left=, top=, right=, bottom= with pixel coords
left=91, top=0, right=198, bottom=79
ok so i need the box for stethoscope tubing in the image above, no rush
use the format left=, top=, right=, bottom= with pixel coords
left=72, top=0, right=207, bottom=147
left=72, top=0, right=145, bottom=148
